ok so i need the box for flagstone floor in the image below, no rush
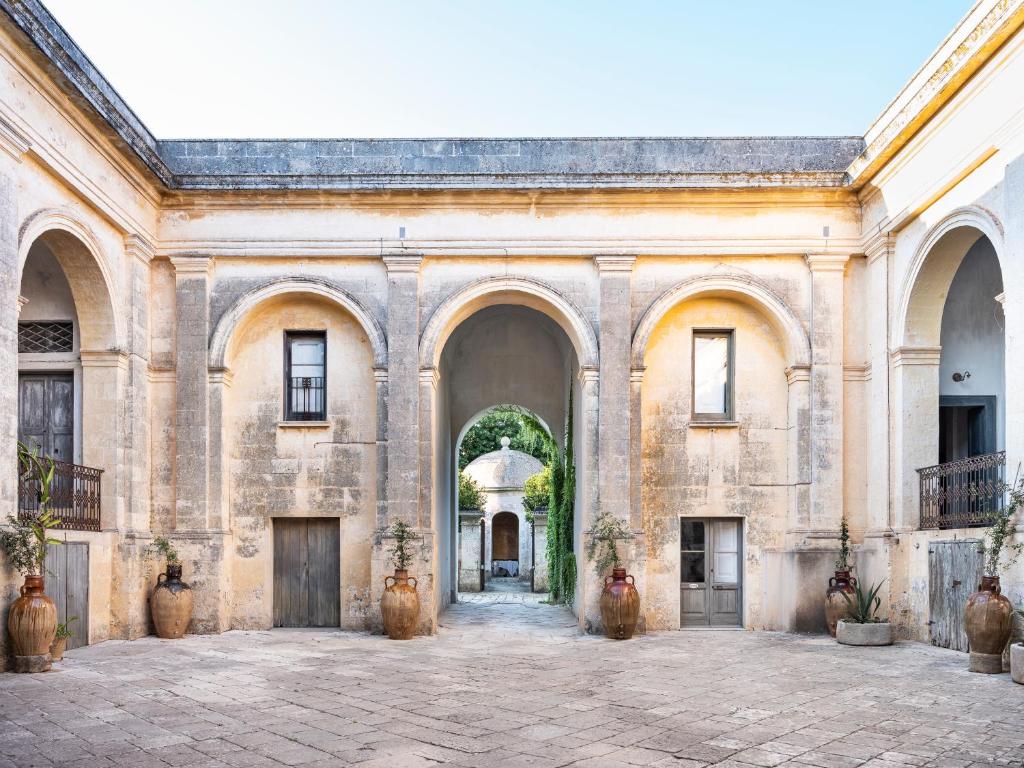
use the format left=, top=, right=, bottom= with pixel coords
left=0, top=597, right=1022, bottom=768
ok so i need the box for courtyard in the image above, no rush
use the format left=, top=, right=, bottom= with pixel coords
left=0, top=595, right=1021, bottom=768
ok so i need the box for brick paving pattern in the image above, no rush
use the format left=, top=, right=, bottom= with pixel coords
left=1, top=594, right=1022, bottom=767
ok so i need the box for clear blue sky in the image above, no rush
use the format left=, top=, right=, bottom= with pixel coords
left=45, top=0, right=971, bottom=139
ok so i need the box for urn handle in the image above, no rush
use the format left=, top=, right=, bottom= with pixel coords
left=384, top=576, right=395, bottom=588
left=625, top=575, right=636, bottom=585
left=408, top=577, right=418, bottom=588
left=604, top=576, right=614, bottom=588
left=828, top=577, right=836, bottom=589
left=157, top=573, right=167, bottom=584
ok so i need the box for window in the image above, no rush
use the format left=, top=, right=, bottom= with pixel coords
left=692, top=330, right=733, bottom=421
left=18, top=322, right=73, bottom=353
left=284, top=331, right=326, bottom=421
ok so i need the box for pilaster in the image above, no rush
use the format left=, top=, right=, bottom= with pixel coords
left=864, top=234, right=894, bottom=535
left=805, top=253, right=849, bottom=540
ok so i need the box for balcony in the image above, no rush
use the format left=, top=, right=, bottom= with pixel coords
left=18, top=458, right=102, bottom=532
left=918, top=451, right=1005, bottom=530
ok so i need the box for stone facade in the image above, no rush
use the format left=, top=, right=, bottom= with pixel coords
left=0, top=0, right=1023, bottom=656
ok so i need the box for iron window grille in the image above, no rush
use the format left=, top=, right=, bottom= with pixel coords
left=284, top=331, right=326, bottom=421
left=18, top=322, right=73, bottom=353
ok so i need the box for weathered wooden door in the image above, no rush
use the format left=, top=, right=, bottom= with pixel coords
left=273, top=518, right=340, bottom=627
left=44, top=542, right=89, bottom=649
left=680, top=518, right=743, bottom=627
left=929, top=539, right=983, bottom=651
left=18, top=373, right=73, bottom=461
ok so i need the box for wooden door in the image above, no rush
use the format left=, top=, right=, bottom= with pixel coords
left=273, top=518, right=340, bottom=628
left=44, top=542, right=89, bottom=649
left=929, top=539, right=983, bottom=651
left=680, top=518, right=743, bottom=627
left=18, top=373, right=73, bottom=461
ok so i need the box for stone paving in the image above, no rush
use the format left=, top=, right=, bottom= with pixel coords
left=1, top=595, right=1022, bottom=768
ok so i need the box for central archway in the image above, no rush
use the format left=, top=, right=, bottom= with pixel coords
left=420, top=278, right=597, bottom=619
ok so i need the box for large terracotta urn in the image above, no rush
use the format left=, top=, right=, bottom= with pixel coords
left=8, top=575, right=57, bottom=672
left=151, top=563, right=193, bottom=639
left=600, top=567, right=640, bottom=640
left=825, top=570, right=857, bottom=637
left=381, top=569, right=419, bottom=640
left=964, top=575, right=1013, bottom=673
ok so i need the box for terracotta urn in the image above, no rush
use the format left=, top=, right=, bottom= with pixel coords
left=381, top=569, right=419, bottom=640
left=825, top=570, right=857, bottom=637
left=600, top=567, right=640, bottom=640
left=151, top=563, right=194, bottom=639
left=8, top=575, right=57, bottom=673
left=964, top=575, right=1013, bottom=673
left=50, top=636, right=68, bottom=662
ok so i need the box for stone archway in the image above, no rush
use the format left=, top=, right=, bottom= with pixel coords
left=893, top=208, right=1006, bottom=530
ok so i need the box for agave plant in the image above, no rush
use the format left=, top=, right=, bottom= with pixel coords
left=840, top=580, right=886, bottom=624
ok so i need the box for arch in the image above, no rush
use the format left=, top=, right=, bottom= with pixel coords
left=896, top=206, right=1006, bottom=348
left=455, top=404, right=553, bottom=454
left=419, top=276, right=599, bottom=370
left=209, top=277, right=388, bottom=368
left=631, top=274, right=810, bottom=368
left=18, top=208, right=122, bottom=350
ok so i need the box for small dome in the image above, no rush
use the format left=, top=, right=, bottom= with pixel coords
left=464, top=439, right=543, bottom=491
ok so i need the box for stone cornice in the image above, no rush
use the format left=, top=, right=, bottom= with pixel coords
left=594, top=255, right=637, bottom=273
left=805, top=253, right=850, bottom=273
left=382, top=254, right=423, bottom=274
left=578, top=366, right=600, bottom=385
left=848, top=0, right=1024, bottom=188
left=169, top=254, right=212, bottom=277
left=891, top=346, right=942, bottom=366
left=79, top=348, right=129, bottom=370
left=418, top=367, right=440, bottom=390
left=124, top=234, right=155, bottom=264
left=207, top=367, right=233, bottom=387
left=863, top=232, right=895, bottom=264
left=0, top=114, right=30, bottom=161
left=785, top=365, right=811, bottom=385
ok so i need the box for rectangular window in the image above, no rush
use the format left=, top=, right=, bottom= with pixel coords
left=284, top=331, right=326, bottom=421
left=692, top=330, right=733, bottom=421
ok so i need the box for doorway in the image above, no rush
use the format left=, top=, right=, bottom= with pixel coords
left=18, top=373, right=73, bottom=462
left=44, top=542, right=89, bottom=649
left=939, top=395, right=996, bottom=462
left=491, top=512, right=519, bottom=577
left=272, top=518, right=340, bottom=627
left=680, top=517, right=742, bottom=627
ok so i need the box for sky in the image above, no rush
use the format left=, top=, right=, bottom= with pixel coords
left=44, top=0, right=972, bottom=139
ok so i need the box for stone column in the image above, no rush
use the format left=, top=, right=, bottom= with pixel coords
left=373, top=368, right=389, bottom=530
left=124, top=236, right=154, bottom=533
left=578, top=365, right=601, bottom=632
left=628, top=367, right=645, bottom=531
left=864, top=236, right=893, bottom=535
left=806, top=254, right=849, bottom=537
left=170, top=255, right=212, bottom=532
left=457, top=510, right=483, bottom=592
left=0, top=120, right=28, bottom=525
left=785, top=365, right=811, bottom=532
left=207, top=367, right=233, bottom=533
left=891, top=346, right=941, bottom=531
left=79, top=350, right=129, bottom=531
left=1004, top=155, right=1024, bottom=475
left=382, top=255, right=422, bottom=525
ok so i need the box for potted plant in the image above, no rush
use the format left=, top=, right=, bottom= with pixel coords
left=964, top=474, right=1023, bottom=673
left=146, top=536, right=193, bottom=639
left=825, top=516, right=856, bottom=637
left=0, top=442, right=60, bottom=672
left=587, top=512, right=640, bottom=640
left=459, top=471, right=485, bottom=512
left=836, top=581, right=893, bottom=646
left=380, top=520, right=420, bottom=640
left=50, top=616, right=77, bottom=661
left=1012, top=611, right=1024, bottom=685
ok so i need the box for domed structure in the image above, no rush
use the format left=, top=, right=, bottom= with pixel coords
left=462, top=437, right=544, bottom=582
left=463, top=436, right=544, bottom=492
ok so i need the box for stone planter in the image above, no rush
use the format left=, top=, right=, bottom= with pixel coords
left=1011, top=643, right=1024, bottom=685
left=50, top=636, right=67, bottom=662
left=8, top=575, right=57, bottom=672
left=600, top=567, right=640, bottom=640
left=825, top=570, right=856, bottom=637
left=151, top=563, right=194, bottom=639
left=381, top=569, right=419, bottom=640
left=836, top=619, right=893, bottom=646
left=964, top=575, right=1013, bottom=674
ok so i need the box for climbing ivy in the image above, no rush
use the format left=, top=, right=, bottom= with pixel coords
left=546, top=384, right=577, bottom=605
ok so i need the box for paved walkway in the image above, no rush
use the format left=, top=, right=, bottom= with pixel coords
left=1, top=601, right=1022, bottom=768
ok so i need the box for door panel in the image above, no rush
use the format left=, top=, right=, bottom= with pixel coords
left=681, top=518, right=743, bottom=627
left=273, top=518, right=340, bottom=628
left=44, top=542, right=89, bottom=650
left=18, top=374, right=74, bottom=461
left=929, top=540, right=983, bottom=651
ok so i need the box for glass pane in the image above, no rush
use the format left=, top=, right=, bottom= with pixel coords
left=714, top=552, right=738, bottom=583
left=694, top=334, right=729, bottom=414
left=681, top=552, right=705, bottom=583
left=290, top=338, right=325, bottom=380
left=680, top=520, right=705, bottom=550
left=712, top=520, right=738, bottom=552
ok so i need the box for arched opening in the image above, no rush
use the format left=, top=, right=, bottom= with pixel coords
left=897, top=221, right=1005, bottom=531
left=423, top=285, right=596, bottom=621
left=491, top=512, right=521, bottom=575
left=17, top=227, right=119, bottom=527
left=215, top=288, right=382, bottom=630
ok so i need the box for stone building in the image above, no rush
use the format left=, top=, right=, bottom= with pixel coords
left=1, top=1, right=1024, bottom=654
left=460, top=436, right=543, bottom=585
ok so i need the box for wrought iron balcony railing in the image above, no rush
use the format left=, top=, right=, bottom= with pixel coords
left=18, top=457, right=102, bottom=532
left=287, top=376, right=325, bottom=420
left=918, top=451, right=1005, bottom=530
